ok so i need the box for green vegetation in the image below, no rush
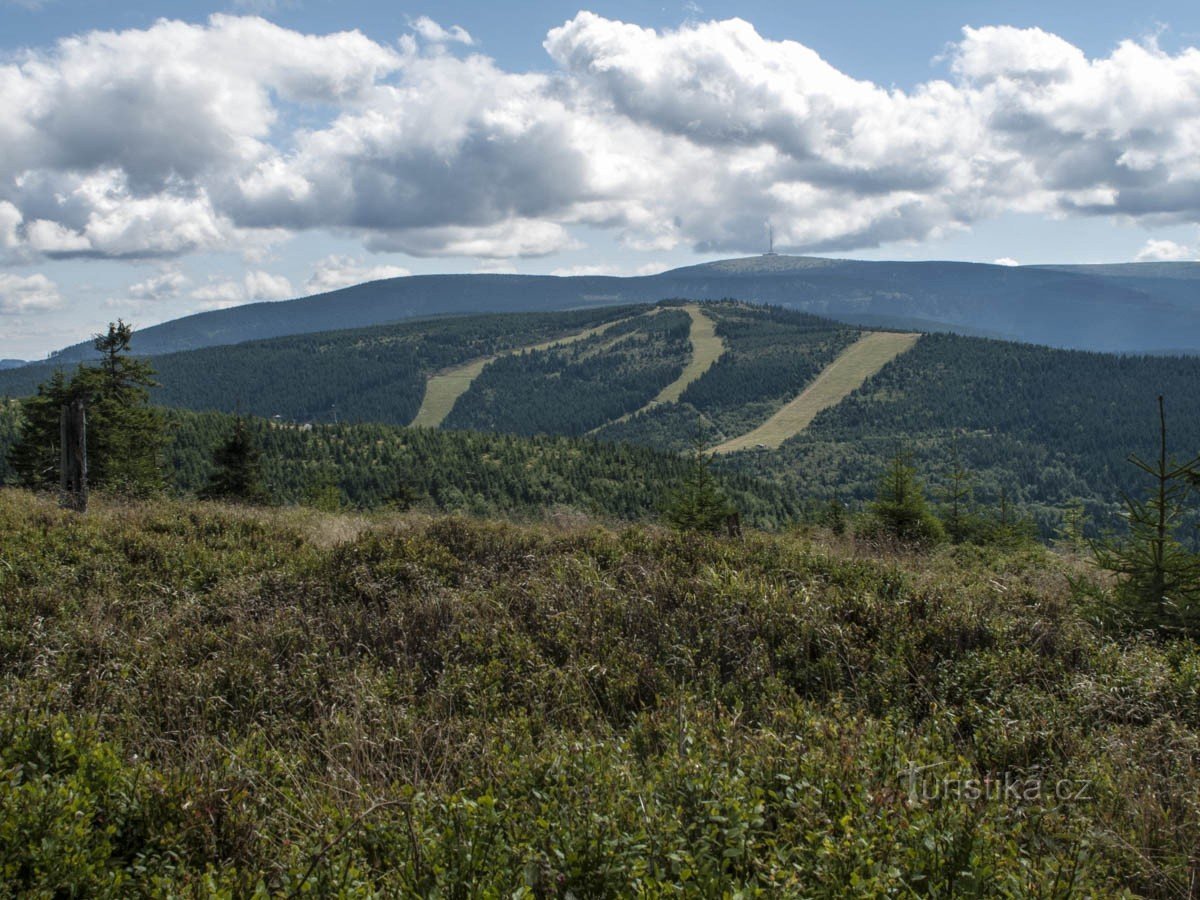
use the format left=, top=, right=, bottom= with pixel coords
left=163, top=409, right=800, bottom=527
left=729, top=332, right=1200, bottom=535
left=6, top=321, right=164, bottom=495
left=1, top=492, right=1197, bottom=894
left=443, top=310, right=692, bottom=436
left=637, top=304, right=725, bottom=405
left=596, top=304, right=858, bottom=450
left=199, top=416, right=268, bottom=504
left=711, top=331, right=919, bottom=453
left=862, top=452, right=946, bottom=546
left=413, top=312, right=653, bottom=429
left=661, top=442, right=736, bottom=533
left=1092, top=397, right=1200, bottom=637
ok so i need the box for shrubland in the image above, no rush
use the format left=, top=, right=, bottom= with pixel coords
left=1, top=489, right=1197, bottom=896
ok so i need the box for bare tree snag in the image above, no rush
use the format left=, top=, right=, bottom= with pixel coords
left=59, top=398, right=87, bottom=512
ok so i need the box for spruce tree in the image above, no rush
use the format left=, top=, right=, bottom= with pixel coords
left=7, top=321, right=164, bottom=494
left=201, top=416, right=268, bottom=503
left=1092, top=396, right=1200, bottom=635
left=663, top=440, right=736, bottom=534
left=6, top=370, right=72, bottom=490
left=868, top=452, right=945, bottom=546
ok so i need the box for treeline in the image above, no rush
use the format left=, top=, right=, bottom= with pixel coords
left=0, top=400, right=800, bottom=528
left=172, top=411, right=803, bottom=527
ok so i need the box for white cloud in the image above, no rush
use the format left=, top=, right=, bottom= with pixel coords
left=472, top=260, right=518, bottom=274
left=1135, top=239, right=1195, bottom=261
left=410, top=16, right=475, bottom=46
left=127, top=266, right=189, bottom=301
left=6, top=13, right=1200, bottom=264
left=993, top=257, right=1020, bottom=266
left=0, top=273, right=62, bottom=314
left=190, top=270, right=293, bottom=308
left=305, top=255, right=411, bottom=293
left=550, top=264, right=619, bottom=276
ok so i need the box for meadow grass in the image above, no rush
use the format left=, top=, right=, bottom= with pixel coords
left=0, top=488, right=1197, bottom=896
left=712, top=331, right=920, bottom=453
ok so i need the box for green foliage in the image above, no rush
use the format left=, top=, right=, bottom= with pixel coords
left=444, top=310, right=692, bottom=435
left=1092, top=398, right=1200, bottom=636
left=163, top=409, right=801, bottom=528
left=5, top=322, right=164, bottom=495
left=864, top=452, right=945, bottom=546
left=662, top=441, right=736, bottom=533
left=199, top=416, right=268, bottom=504
left=0, top=492, right=1197, bottom=894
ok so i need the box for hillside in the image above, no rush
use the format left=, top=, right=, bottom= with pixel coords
left=1, top=492, right=1196, bottom=894
left=29, top=256, right=1200, bottom=363
left=0, top=360, right=24, bottom=370
left=6, top=301, right=1200, bottom=532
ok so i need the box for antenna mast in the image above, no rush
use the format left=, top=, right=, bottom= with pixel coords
left=764, top=221, right=778, bottom=257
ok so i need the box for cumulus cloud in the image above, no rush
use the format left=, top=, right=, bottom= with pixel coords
left=410, top=16, right=475, bottom=46
left=0, top=273, right=62, bottom=314
left=1135, top=239, right=1195, bottom=261
left=190, top=270, right=293, bottom=308
left=5, top=12, right=1200, bottom=264
left=305, top=255, right=411, bottom=293
left=127, top=266, right=189, bottom=301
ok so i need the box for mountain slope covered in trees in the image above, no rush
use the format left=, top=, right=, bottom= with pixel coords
left=27, top=256, right=1200, bottom=364
left=7, top=301, right=1200, bottom=533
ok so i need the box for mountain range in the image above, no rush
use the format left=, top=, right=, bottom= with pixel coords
left=29, top=255, right=1200, bottom=364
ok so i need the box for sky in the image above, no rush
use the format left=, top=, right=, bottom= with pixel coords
left=4, top=1, right=1200, bottom=358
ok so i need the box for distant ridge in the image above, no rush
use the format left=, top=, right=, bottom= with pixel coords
left=0, top=360, right=25, bottom=370
left=33, top=256, right=1200, bottom=361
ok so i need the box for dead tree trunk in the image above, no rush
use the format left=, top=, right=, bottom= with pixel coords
left=59, top=398, right=87, bottom=512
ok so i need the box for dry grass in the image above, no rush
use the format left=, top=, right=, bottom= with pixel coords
left=712, top=331, right=919, bottom=453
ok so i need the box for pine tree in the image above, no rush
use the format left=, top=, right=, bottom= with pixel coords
left=938, top=437, right=976, bottom=542
left=6, top=370, right=72, bottom=490
left=868, top=451, right=945, bottom=546
left=7, top=321, right=164, bottom=494
left=201, top=417, right=267, bottom=503
left=1092, top=396, right=1200, bottom=635
left=663, top=440, right=736, bottom=534
left=73, top=321, right=164, bottom=493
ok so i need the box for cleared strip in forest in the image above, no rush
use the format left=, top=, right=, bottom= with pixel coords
left=710, top=331, right=920, bottom=454
left=595, top=304, right=725, bottom=430
left=410, top=314, right=651, bottom=428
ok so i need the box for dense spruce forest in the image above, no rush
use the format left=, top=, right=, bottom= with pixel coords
left=0, top=403, right=799, bottom=527
left=728, top=333, right=1200, bottom=532
left=595, top=304, right=858, bottom=447
left=444, top=310, right=692, bottom=436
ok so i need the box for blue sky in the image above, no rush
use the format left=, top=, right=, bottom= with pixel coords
left=3, top=0, right=1200, bottom=357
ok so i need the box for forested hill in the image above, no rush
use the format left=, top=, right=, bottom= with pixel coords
left=28, top=256, right=1200, bottom=364
left=5, top=300, right=1200, bottom=534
